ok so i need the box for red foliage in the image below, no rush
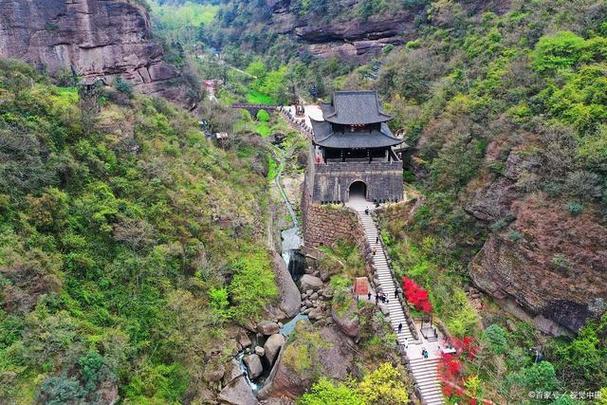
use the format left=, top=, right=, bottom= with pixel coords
left=449, top=336, right=479, bottom=359
left=438, top=353, right=463, bottom=382
left=438, top=336, right=489, bottom=405
left=401, top=276, right=433, bottom=313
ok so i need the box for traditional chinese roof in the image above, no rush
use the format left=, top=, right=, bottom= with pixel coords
left=321, top=91, right=392, bottom=125
left=310, top=118, right=403, bottom=149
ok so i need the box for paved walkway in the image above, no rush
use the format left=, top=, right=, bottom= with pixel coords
left=347, top=198, right=445, bottom=405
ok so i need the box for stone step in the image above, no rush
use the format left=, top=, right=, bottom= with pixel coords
left=421, top=387, right=443, bottom=396
left=413, top=369, right=439, bottom=378
left=422, top=392, right=445, bottom=403
left=423, top=392, right=445, bottom=400
left=417, top=378, right=441, bottom=388
left=353, top=211, right=444, bottom=405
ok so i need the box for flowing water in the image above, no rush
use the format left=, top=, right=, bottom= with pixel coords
left=236, top=164, right=305, bottom=392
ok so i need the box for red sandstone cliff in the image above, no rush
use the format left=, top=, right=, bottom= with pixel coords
left=0, top=0, right=189, bottom=103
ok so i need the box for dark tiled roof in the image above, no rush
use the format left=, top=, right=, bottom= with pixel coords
left=322, top=91, right=392, bottom=125
left=311, top=119, right=404, bottom=148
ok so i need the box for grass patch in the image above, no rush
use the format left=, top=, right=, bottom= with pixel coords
left=246, top=90, right=277, bottom=105
left=149, top=1, right=219, bottom=28
left=255, top=122, right=271, bottom=137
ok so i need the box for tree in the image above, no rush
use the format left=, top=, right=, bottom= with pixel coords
left=533, top=31, right=586, bottom=73
left=300, top=378, right=364, bottom=405
left=256, top=109, right=270, bottom=122
left=482, top=324, right=509, bottom=355
left=357, top=363, right=409, bottom=405
left=402, top=277, right=433, bottom=313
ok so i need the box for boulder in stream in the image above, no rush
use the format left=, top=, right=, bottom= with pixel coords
left=243, top=354, right=263, bottom=379
left=264, top=334, right=286, bottom=366
left=300, top=274, right=323, bottom=291
left=218, top=375, right=257, bottom=405
left=272, top=252, right=302, bottom=318
left=257, top=320, right=280, bottom=336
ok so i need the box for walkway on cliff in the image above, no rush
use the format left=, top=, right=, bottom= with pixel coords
left=347, top=198, right=445, bottom=405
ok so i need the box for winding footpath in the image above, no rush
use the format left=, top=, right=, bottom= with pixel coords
left=347, top=199, right=445, bottom=405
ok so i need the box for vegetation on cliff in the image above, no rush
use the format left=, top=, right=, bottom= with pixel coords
left=174, top=0, right=606, bottom=402
left=0, top=60, right=276, bottom=403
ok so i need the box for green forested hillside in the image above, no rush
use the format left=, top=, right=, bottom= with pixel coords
left=0, top=60, right=276, bottom=403
left=178, top=0, right=607, bottom=403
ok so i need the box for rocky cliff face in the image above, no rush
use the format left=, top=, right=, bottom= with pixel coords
left=0, top=0, right=187, bottom=102
left=470, top=196, right=607, bottom=335
left=465, top=148, right=607, bottom=335
left=264, top=0, right=421, bottom=61
left=260, top=0, right=512, bottom=61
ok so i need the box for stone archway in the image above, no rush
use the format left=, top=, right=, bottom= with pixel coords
left=349, top=180, right=367, bottom=201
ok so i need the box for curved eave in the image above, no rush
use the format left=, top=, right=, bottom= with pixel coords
left=324, top=115, right=393, bottom=126
left=315, top=133, right=404, bottom=149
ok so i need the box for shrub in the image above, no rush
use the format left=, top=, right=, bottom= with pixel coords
left=505, top=361, right=559, bottom=393
left=256, top=109, right=270, bottom=122
left=38, top=375, right=85, bottom=405
left=114, top=77, right=133, bottom=97
left=551, top=254, right=572, bottom=272
left=508, top=230, right=524, bottom=242
left=228, top=250, right=278, bottom=322
left=125, top=362, right=188, bottom=403
left=533, top=31, right=586, bottom=73
left=357, top=363, right=409, bottom=404
left=209, top=288, right=230, bottom=323
left=483, top=324, right=509, bottom=355
left=566, top=201, right=584, bottom=216
left=300, top=378, right=363, bottom=405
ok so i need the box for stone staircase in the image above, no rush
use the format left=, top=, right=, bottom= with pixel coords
left=349, top=200, right=444, bottom=405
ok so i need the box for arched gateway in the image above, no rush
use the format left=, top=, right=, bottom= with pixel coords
left=349, top=181, right=367, bottom=201
left=308, top=91, right=407, bottom=203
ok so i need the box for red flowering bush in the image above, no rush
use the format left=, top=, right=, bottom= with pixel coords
left=402, top=277, right=433, bottom=313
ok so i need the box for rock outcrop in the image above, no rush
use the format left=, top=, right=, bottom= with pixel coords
left=259, top=323, right=355, bottom=400
left=0, top=0, right=190, bottom=103
left=272, top=252, right=301, bottom=318
left=470, top=196, right=607, bottom=335
left=462, top=146, right=607, bottom=335
left=264, top=334, right=286, bottom=366
left=331, top=301, right=360, bottom=338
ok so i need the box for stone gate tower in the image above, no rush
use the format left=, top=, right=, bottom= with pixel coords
left=305, top=90, right=405, bottom=203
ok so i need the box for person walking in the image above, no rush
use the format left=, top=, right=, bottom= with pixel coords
left=398, top=323, right=403, bottom=333
left=394, top=288, right=398, bottom=298
left=365, top=208, right=369, bottom=215
left=375, top=294, right=379, bottom=305
left=376, top=236, right=379, bottom=244
left=367, top=292, right=372, bottom=300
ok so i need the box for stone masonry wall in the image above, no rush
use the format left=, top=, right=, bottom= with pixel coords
left=302, top=182, right=367, bottom=254
left=313, top=161, right=403, bottom=203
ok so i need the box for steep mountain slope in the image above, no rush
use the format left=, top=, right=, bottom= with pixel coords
left=0, top=61, right=274, bottom=403
left=0, top=0, right=192, bottom=103
left=376, top=0, right=607, bottom=336
left=209, top=0, right=512, bottom=62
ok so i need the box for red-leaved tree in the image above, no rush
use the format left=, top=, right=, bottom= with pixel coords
left=402, top=276, right=433, bottom=313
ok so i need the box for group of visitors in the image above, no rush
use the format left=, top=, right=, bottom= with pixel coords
left=367, top=291, right=390, bottom=305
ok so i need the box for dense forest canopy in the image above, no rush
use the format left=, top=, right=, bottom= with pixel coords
left=0, top=0, right=606, bottom=403
left=0, top=60, right=278, bottom=403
